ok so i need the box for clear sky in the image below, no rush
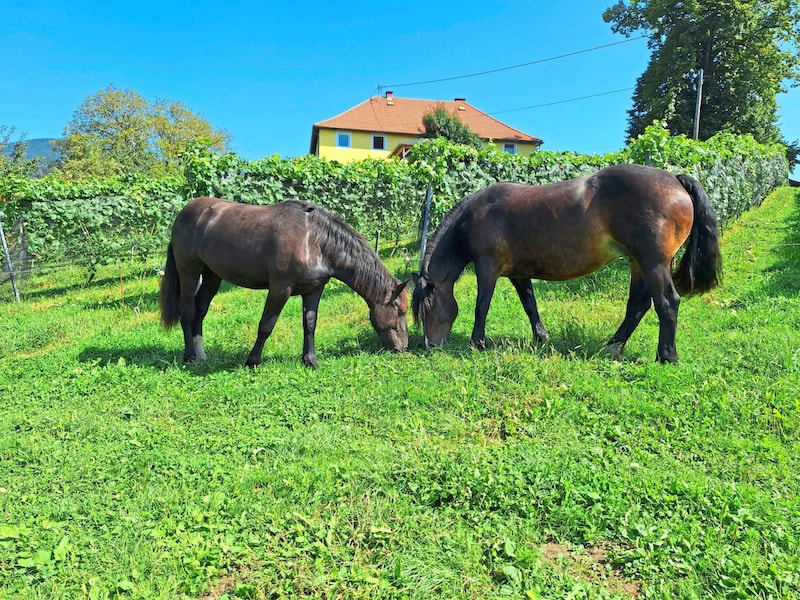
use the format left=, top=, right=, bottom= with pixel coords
left=2, top=0, right=798, bottom=176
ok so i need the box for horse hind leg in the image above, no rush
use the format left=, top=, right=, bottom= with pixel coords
left=646, top=264, right=681, bottom=363
left=191, top=269, right=222, bottom=360
left=607, top=262, right=680, bottom=363
left=177, top=268, right=202, bottom=362
left=510, top=278, right=549, bottom=343
left=603, top=264, right=652, bottom=361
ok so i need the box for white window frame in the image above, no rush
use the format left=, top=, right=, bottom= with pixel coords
left=372, top=134, right=386, bottom=151
left=503, top=142, right=517, bottom=154
left=336, top=131, right=352, bottom=148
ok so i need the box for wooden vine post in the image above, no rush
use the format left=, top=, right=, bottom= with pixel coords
left=0, top=215, right=20, bottom=303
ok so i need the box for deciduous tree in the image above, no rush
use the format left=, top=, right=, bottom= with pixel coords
left=54, top=85, right=230, bottom=179
left=422, top=105, right=483, bottom=148
left=604, top=0, right=800, bottom=144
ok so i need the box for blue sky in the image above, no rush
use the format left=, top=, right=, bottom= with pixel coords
left=2, top=0, right=798, bottom=176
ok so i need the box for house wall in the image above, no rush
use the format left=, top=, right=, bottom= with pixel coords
left=316, top=129, right=414, bottom=163
left=489, top=141, right=540, bottom=158
left=315, top=128, right=541, bottom=162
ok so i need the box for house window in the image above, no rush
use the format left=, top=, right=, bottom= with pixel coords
left=372, top=135, right=385, bottom=150
left=503, top=143, right=517, bottom=154
left=336, top=131, right=352, bottom=148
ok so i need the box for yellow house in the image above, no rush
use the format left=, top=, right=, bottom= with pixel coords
left=309, top=91, right=543, bottom=163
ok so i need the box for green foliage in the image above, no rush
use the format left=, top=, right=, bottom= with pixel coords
left=0, top=173, right=184, bottom=267
left=422, top=105, right=484, bottom=148
left=53, top=85, right=231, bottom=180
left=0, top=188, right=798, bottom=598
left=0, top=125, right=42, bottom=178
left=604, top=0, right=800, bottom=144
left=625, top=121, right=789, bottom=222
left=0, top=130, right=788, bottom=277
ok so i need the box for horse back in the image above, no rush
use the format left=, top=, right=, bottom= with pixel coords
left=171, top=198, right=332, bottom=289
left=456, top=165, right=694, bottom=280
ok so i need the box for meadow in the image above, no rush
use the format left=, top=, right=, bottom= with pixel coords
left=1, top=187, right=798, bottom=599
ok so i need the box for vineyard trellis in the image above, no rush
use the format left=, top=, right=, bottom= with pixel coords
left=0, top=124, right=789, bottom=302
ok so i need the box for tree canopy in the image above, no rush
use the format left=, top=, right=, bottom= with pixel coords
left=604, top=0, right=800, bottom=145
left=422, top=105, right=483, bottom=148
left=53, top=85, right=231, bottom=179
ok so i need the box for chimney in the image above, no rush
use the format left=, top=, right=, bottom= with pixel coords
left=454, top=97, right=466, bottom=102
left=385, top=91, right=394, bottom=105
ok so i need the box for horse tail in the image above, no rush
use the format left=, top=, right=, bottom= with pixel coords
left=672, top=174, right=722, bottom=296
left=159, top=242, right=181, bottom=329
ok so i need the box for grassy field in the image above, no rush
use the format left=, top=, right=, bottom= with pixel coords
left=1, top=187, right=798, bottom=599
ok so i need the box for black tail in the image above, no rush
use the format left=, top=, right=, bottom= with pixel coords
left=159, top=242, right=181, bottom=329
left=673, top=174, right=722, bottom=296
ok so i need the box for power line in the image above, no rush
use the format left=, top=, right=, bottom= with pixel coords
left=490, top=87, right=635, bottom=115
left=378, top=36, right=647, bottom=90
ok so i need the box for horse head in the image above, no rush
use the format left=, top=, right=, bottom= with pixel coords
left=412, top=273, right=458, bottom=349
left=370, top=280, right=410, bottom=352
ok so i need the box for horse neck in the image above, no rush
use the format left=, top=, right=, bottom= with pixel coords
left=423, top=222, right=469, bottom=288
left=331, top=249, right=396, bottom=307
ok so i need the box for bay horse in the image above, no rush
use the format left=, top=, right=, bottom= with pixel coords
left=160, top=198, right=409, bottom=368
left=412, top=164, right=722, bottom=363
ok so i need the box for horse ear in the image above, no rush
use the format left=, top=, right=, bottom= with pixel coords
left=391, top=280, right=409, bottom=302
left=412, top=273, right=433, bottom=289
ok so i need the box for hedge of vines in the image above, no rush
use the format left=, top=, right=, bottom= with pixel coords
left=0, top=123, right=789, bottom=270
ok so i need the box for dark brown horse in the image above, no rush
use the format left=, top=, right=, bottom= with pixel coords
left=160, top=198, right=408, bottom=368
left=412, top=164, right=722, bottom=363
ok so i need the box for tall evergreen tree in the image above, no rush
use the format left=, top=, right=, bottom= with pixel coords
left=604, top=0, right=800, bottom=144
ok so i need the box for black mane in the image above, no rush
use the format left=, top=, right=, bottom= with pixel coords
left=293, top=200, right=398, bottom=300
left=419, top=189, right=483, bottom=276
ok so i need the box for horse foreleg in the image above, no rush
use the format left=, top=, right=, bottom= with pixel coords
left=604, top=266, right=652, bottom=360
left=191, top=270, right=222, bottom=360
left=471, top=269, right=498, bottom=350
left=246, top=287, right=291, bottom=368
left=301, top=288, right=324, bottom=369
left=510, top=278, right=549, bottom=343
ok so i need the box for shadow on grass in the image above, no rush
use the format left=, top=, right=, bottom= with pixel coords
left=404, top=327, right=629, bottom=362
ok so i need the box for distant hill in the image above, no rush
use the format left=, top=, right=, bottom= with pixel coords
left=3, top=138, right=59, bottom=162
left=2, top=138, right=59, bottom=177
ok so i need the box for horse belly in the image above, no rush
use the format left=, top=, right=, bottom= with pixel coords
left=196, top=236, right=274, bottom=289
left=502, top=236, right=622, bottom=281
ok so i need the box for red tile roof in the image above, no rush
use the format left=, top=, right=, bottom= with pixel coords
left=312, top=92, right=542, bottom=147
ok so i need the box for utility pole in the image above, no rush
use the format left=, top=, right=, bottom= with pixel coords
left=693, top=68, right=704, bottom=140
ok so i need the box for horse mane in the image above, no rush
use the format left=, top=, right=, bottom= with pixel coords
left=419, top=188, right=483, bottom=276
left=290, top=200, right=398, bottom=300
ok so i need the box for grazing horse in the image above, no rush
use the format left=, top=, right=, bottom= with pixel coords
left=412, top=164, right=722, bottom=363
left=160, top=198, right=408, bottom=368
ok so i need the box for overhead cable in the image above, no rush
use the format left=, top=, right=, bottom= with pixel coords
left=378, top=36, right=647, bottom=90
left=490, top=87, right=635, bottom=115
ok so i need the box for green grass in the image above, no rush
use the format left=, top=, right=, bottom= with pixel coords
left=1, top=188, right=799, bottom=599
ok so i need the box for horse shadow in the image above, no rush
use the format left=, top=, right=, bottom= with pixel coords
left=77, top=343, right=307, bottom=374
left=404, top=326, right=624, bottom=362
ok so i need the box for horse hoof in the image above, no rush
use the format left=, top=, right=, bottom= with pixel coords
left=601, top=343, right=625, bottom=361
left=302, top=355, right=318, bottom=369
left=245, top=357, right=261, bottom=369
left=182, top=354, right=197, bottom=363
left=470, top=339, right=487, bottom=351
